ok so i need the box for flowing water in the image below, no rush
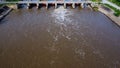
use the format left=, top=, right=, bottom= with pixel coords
left=0, top=6, right=120, bottom=68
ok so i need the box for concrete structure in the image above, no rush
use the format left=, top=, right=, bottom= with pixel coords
left=0, top=0, right=97, bottom=9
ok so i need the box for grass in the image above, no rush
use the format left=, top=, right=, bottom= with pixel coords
left=93, top=6, right=98, bottom=11
left=91, top=0, right=102, bottom=2
left=109, top=0, right=120, bottom=6
left=104, top=4, right=120, bottom=17
left=0, top=4, right=4, bottom=7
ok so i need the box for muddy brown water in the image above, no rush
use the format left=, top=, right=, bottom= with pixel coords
left=0, top=7, right=120, bottom=68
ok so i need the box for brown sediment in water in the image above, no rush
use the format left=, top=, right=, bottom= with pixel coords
left=0, top=7, right=120, bottom=68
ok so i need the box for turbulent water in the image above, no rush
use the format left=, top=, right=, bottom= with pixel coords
left=0, top=6, right=120, bottom=68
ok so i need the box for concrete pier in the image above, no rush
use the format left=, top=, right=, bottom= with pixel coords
left=36, top=3, right=39, bottom=9
left=72, top=3, right=75, bottom=8
left=81, top=3, right=84, bottom=8
left=55, top=3, right=57, bottom=9
left=46, top=3, right=48, bottom=9
left=27, top=3, right=29, bottom=9
left=64, top=3, right=66, bottom=8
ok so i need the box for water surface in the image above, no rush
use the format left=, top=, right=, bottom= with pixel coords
left=0, top=7, right=120, bottom=68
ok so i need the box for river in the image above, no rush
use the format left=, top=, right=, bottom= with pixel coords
left=0, top=6, right=120, bottom=68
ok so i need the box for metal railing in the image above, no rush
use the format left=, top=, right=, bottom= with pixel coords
left=0, top=0, right=93, bottom=4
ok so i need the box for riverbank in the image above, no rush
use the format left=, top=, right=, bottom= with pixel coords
left=98, top=5, right=120, bottom=27
left=0, top=6, right=13, bottom=22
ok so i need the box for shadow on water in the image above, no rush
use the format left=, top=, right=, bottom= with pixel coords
left=29, top=4, right=37, bottom=9
left=100, top=11, right=120, bottom=29
left=66, top=3, right=73, bottom=9
left=48, top=4, right=55, bottom=9
left=38, top=4, right=47, bottom=9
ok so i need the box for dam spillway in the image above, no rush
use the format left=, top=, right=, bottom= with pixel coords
left=0, top=0, right=96, bottom=9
